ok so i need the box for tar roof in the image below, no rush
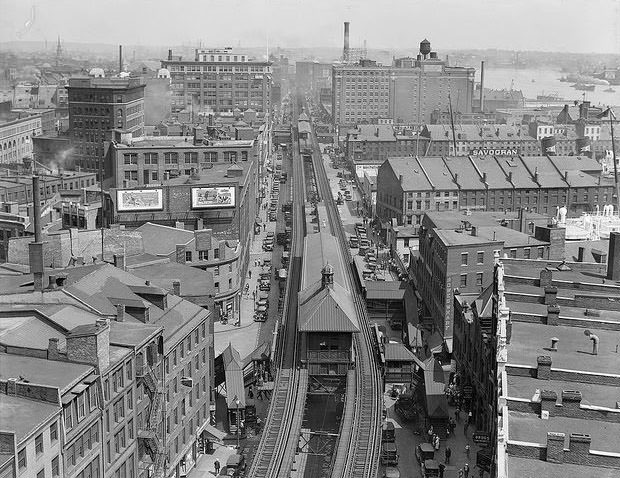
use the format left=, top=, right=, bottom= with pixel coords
left=470, top=155, right=513, bottom=189
left=0, top=394, right=59, bottom=445
left=520, top=156, right=567, bottom=188
left=136, top=222, right=194, bottom=255
left=385, top=157, right=432, bottom=191
left=494, top=156, right=539, bottom=189
left=416, top=157, right=457, bottom=190
left=348, top=124, right=396, bottom=142
left=128, top=261, right=215, bottom=298
left=506, top=455, right=617, bottom=478
left=0, top=315, right=65, bottom=350
left=0, top=352, right=92, bottom=393
left=442, top=156, right=482, bottom=189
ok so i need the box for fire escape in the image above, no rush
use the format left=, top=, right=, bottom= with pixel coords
left=137, top=362, right=166, bottom=477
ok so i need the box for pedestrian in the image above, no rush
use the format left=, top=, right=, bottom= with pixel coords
left=455, top=407, right=461, bottom=422
left=464, top=422, right=469, bottom=436
left=464, top=463, right=470, bottom=478
left=214, top=459, right=220, bottom=474
left=438, top=462, right=446, bottom=478
left=427, top=426, right=434, bottom=443
left=446, top=426, right=450, bottom=439
left=434, top=435, right=440, bottom=451
left=468, top=410, right=473, bottom=424
left=248, top=385, right=254, bottom=399
left=263, top=223, right=266, bottom=232
left=445, top=446, right=451, bottom=464
left=248, top=270, right=252, bottom=279
left=465, top=444, right=471, bottom=458
left=458, top=468, right=464, bottom=478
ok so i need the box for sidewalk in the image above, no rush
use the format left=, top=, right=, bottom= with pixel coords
left=187, top=442, right=239, bottom=478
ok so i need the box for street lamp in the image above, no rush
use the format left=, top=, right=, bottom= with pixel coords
left=235, top=396, right=241, bottom=449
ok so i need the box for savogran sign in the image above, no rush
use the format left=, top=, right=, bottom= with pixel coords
left=470, top=149, right=519, bottom=156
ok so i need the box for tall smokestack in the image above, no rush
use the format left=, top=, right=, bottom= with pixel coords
left=29, top=176, right=44, bottom=291
left=343, top=22, right=350, bottom=62
left=168, top=49, right=173, bottom=61
left=119, top=45, right=123, bottom=73
left=480, top=61, right=485, bottom=113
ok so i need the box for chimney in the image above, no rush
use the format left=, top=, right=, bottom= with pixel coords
left=168, top=49, right=173, bottom=61
left=321, top=263, right=334, bottom=289
left=399, top=174, right=403, bottom=184
left=547, top=305, right=560, bottom=326
left=29, top=176, right=44, bottom=291
left=343, top=22, right=350, bottom=61
left=482, top=172, right=487, bottom=183
left=119, top=45, right=123, bottom=73
left=550, top=337, right=559, bottom=351
left=113, top=254, right=125, bottom=270
left=116, top=304, right=125, bottom=322
left=507, top=171, right=513, bottom=182
left=577, top=246, right=584, bottom=262
left=173, top=280, right=181, bottom=296
left=66, top=319, right=110, bottom=371
left=536, top=355, right=552, bottom=380
left=607, top=232, right=620, bottom=280
left=471, top=226, right=477, bottom=237
left=479, top=61, right=485, bottom=113
left=544, top=286, right=558, bottom=305
left=193, top=126, right=204, bottom=145
left=6, top=378, right=18, bottom=396
left=176, top=244, right=186, bottom=264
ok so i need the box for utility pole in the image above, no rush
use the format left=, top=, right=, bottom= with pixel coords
left=448, top=93, right=458, bottom=156
left=609, top=108, right=619, bottom=210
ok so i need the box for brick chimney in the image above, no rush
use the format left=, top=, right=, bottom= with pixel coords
left=546, top=304, right=560, bottom=326
left=561, top=390, right=582, bottom=414
left=544, top=286, right=558, bottom=305
left=568, top=433, right=591, bottom=458
left=540, top=389, right=557, bottom=417
left=113, top=254, right=125, bottom=270
left=546, top=432, right=565, bottom=463
left=540, top=269, right=552, bottom=287
left=536, top=355, right=552, bottom=380
left=116, top=304, right=126, bottom=322
left=607, top=232, right=620, bottom=280
left=173, top=280, right=181, bottom=296
left=66, top=319, right=110, bottom=372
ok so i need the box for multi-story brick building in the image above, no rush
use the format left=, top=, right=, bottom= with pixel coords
left=415, top=211, right=556, bottom=339
left=106, top=132, right=256, bottom=190
left=454, top=241, right=620, bottom=477
left=376, top=155, right=616, bottom=229
left=0, top=261, right=215, bottom=478
left=345, top=124, right=429, bottom=178
left=0, top=354, right=101, bottom=478
left=67, top=77, right=145, bottom=174
left=161, top=48, right=271, bottom=114
left=0, top=114, right=43, bottom=164
left=420, top=124, right=539, bottom=157
left=332, top=40, right=475, bottom=129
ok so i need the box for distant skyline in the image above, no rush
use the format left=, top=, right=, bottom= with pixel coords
left=0, top=0, right=619, bottom=55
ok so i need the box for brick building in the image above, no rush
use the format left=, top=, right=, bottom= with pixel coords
left=161, top=48, right=271, bottom=114
left=67, top=77, right=145, bottom=174
left=0, top=261, right=215, bottom=478
left=0, top=354, right=101, bottom=478
left=415, top=211, right=565, bottom=340
left=420, top=124, right=539, bottom=157
left=345, top=124, right=429, bottom=178
left=0, top=114, right=43, bottom=165
left=453, top=245, right=620, bottom=477
left=376, top=155, right=616, bottom=230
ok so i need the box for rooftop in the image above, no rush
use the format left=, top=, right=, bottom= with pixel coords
left=0, top=393, right=58, bottom=445
left=0, top=352, right=92, bottom=393
left=347, top=124, right=396, bottom=142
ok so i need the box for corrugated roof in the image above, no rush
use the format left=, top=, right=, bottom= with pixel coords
left=299, top=285, right=359, bottom=333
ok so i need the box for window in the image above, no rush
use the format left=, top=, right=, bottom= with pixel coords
left=195, top=330, right=199, bottom=346
left=50, top=421, right=58, bottom=442
left=214, top=266, right=219, bottom=276
left=476, top=273, right=483, bottom=286
left=164, top=152, right=179, bottom=164
left=52, top=456, right=59, bottom=477
left=185, top=251, right=192, bottom=262
left=35, top=433, right=44, bottom=454
left=538, top=247, right=545, bottom=259
left=144, top=152, right=158, bottom=164
left=127, top=390, right=133, bottom=410
left=78, top=394, right=86, bottom=419
left=64, top=404, right=73, bottom=430
left=510, top=249, right=517, bottom=259
left=184, top=152, right=198, bottom=163
left=524, top=248, right=531, bottom=259
left=128, top=419, right=134, bottom=440
left=477, top=252, right=484, bottom=264
left=198, top=250, right=208, bottom=260
left=88, top=386, right=97, bottom=410
left=460, top=274, right=467, bottom=287
left=18, top=448, right=26, bottom=469
left=126, top=361, right=132, bottom=381
left=123, top=153, right=138, bottom=165
left=461, top=253, right=468, bottom=266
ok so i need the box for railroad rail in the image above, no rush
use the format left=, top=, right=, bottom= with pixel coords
left=247, top=101, right=308, bottom=478
left=305, top=104, right=382, bottom=478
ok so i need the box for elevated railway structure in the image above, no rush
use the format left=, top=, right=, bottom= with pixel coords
left=246, top=100, right=308, bottom=478
left=303, top=105, right=382, bottom=478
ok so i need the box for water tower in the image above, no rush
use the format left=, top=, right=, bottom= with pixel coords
left=419, top=39, right=431, bottom=59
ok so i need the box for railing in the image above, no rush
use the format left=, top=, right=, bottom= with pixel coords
left=306, top=350, right=350, bottom=361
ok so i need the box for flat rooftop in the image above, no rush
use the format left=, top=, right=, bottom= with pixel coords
left=507, top=374, right=618, bottom=409
left=506, top=455, right=617, bottom=478
left=0, top=352, right=92, bottom=393
left=508, top=410, right=620, bottom=454
left=118, top=136, right=254, bottom=148
left=507, top=321, right=620, bottom=375
left=0, top=394, right=58, bottom=444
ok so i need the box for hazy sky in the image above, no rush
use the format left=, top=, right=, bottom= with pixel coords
left=0, top=0, right=619, bottom=54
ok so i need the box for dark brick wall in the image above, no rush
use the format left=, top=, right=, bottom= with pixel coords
left=575, top=294, right=620, bottom=311
left=0, top=379, right=59, bottom=405
left=506, top=441, right=546, bottom=460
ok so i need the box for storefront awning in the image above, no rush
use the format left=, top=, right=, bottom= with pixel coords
left=201, top=424, right=227, bottom=443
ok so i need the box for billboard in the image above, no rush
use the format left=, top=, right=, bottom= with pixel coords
left=116, top=189, right=163, bottom=212
left=191, top=186, right=236, bottom=209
